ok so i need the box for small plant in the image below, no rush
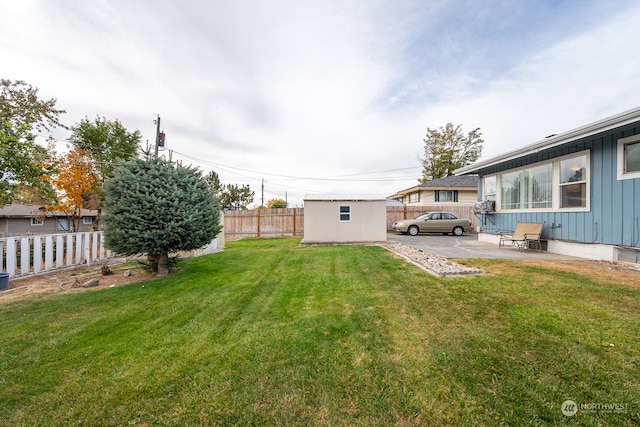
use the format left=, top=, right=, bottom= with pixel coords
left=101, top=265, right=113, bottom=276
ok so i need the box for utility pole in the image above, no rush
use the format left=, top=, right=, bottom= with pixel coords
left=154, top=115, right=161, bottom=158
left=261, top=178, right=265, bottom=208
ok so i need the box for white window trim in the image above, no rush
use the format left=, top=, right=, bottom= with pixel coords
left=483, top=175, right=497, bottom=201
left=553, top=151, right=590, bottom=212
left=31, top=218, right=44, bottom=226
left=82, top=217, right=93, bottom=225
left=617, top=134, right=640, bottom=180
left=339, top=205, right=351, bottom=222
left=490, top=150, right=590, bottom=213
left=436, top=190, right=455, bottom=202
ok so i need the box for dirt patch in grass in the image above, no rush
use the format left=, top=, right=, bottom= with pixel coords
left=0, top=261, right=154, bottom=303
left=475, top=259, right=640, bottom=288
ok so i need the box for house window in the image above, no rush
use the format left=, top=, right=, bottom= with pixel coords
left=484, top=176, right=496, bottom=201
left=501, top=163, right=552, bottom=210
left=408, top=192, right=420, bottom=204
left=559, top=154, right=587, bottom=208
left=339, top=205, right=351, bottom=221
left=57, top=218, right=70, bottom=231
left=82, top=217, right=93, bottom=225
left=489, top=151, right=589, bottom=212
left=618, top=135, right=640, bottom=180
left=31, top=218, right=44, bottom=226
left=435, top=190, right=458, bottom=202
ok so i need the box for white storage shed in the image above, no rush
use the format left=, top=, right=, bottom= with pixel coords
left=302, top=194, right=387, bottom=244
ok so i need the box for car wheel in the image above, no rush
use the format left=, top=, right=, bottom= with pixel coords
left=453, top=226, right=464, bottom=236
left=408, top=225, right=419, bottom=236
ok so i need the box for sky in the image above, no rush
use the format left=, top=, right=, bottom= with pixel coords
left=2, top=0, right=640, bottom=207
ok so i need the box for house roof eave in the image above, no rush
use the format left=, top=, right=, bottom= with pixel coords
left=455, top=106, right=640, bottom=175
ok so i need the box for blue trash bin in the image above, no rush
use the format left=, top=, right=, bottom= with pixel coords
left=0, top=273, right=9, bottom=290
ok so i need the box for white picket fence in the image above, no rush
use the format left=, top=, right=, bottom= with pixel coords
left=1, top=231, right=113, bottom=278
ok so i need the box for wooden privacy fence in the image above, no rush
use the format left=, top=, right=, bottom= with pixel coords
left=224, top=208, right=304, bottom=240
left=1, top=231, right=113, bottom=278
left=224, top=205, right=477, bottom=240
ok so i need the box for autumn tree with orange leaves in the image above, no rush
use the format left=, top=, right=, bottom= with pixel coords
left=47, top=145, right=98, bottom=231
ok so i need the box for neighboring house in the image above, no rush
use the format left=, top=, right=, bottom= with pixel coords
left=0, top=203, right=99, bottom=237
left=390, top=175, right=479, bottom=206
left=455, top=106, right=640, bottom=264
left=302, top=194, right=387, bottom=243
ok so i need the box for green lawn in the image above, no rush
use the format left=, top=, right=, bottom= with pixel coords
left=0, top=237, right=638, bottom=426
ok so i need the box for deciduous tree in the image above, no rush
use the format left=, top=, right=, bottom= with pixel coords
left=103, top=156, right=222, bottom=277
left=0, top=79, right=64, bottom=204
left=420, top=123, right=483, bottom=182
left=47, top=146, right=99, bottom=231
left=266, top=198, right=287, bottom=208
left=69, top=116, right=140, bottom=208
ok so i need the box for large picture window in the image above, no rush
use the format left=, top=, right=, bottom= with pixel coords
left=489, top=151, right=589, bottom=212
left=501, top=164, right=552, bottom=210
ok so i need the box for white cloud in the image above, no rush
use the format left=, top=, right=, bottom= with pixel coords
left=2, top=0, right=640, bottom=206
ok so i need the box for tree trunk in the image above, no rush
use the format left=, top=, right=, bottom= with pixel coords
left=156, top=253, right=169, bottom=277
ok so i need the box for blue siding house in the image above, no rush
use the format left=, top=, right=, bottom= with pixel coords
left=455, top=107, right=640, bottom=264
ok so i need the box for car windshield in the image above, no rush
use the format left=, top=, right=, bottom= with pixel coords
left=415, top=213, right=432, bottom=220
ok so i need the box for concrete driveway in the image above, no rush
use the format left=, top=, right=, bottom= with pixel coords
left=387, top=232, right=578, bottom=260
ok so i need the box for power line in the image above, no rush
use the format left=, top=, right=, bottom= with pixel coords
left=170, top=149, right=420, bottom=183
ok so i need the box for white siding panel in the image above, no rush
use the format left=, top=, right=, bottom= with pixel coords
left=303, top=200, right=387, bottom=243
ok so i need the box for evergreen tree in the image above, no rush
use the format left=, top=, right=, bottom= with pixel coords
left=103, top=156, right=222, bottom=277
left=204, top=170, right=254, bottom=210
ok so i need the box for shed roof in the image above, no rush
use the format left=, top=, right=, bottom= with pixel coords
left=303, top=193, right=387, bottom=202
left=455, top=106, right=640, bottom=175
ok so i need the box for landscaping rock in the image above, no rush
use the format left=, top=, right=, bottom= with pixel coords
left=383, top=242, right=483, bottom=276
left=82, top=279, right=100, bottom=288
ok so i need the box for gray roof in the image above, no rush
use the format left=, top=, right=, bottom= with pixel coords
left=418, top=175, right=478, bottom=188
left=0, top=204, right=98, bottom=218
left=304, top=193, right=387, bottom=202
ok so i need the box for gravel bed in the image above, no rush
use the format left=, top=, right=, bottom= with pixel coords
left=382, top=242, right=484, bottom=276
